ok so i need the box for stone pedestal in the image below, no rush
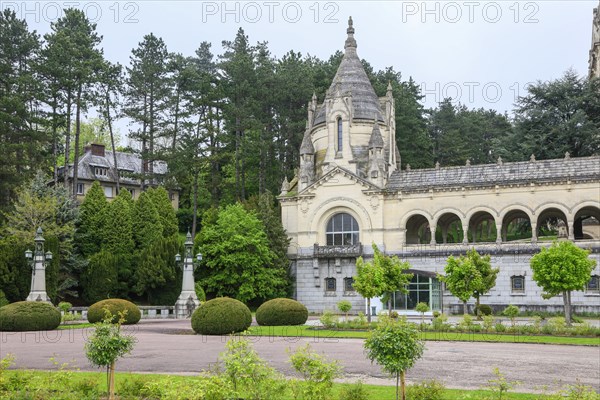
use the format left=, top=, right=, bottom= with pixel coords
left=175, top=254, right=200, bottom=319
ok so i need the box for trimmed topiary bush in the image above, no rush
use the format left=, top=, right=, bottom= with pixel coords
left=191, top=297, right=251, bottom=335
left=476, top=304, right=493, bottom=316
left=256, top=298, right=308, bottom=326
left=87, top=299, right=141, bottom=325
left=0, top=301, right=61, bottom=331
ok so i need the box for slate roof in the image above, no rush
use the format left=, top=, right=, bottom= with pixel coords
left=313, top=18, right=384, bottom=125
left=368, top=123, right=384, bottom=148
left=386, top=156, right=600, bottom=191
left=66, top=149, right=168, bottom=185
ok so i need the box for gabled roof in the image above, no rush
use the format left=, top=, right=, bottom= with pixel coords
left=299, top=164, right=381, bottom=195
left=386, top=155, right=600, bottom=191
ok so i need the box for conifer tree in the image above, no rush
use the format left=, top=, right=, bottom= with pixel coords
left=132, top=191, right=162, bottom=250
left=146, top=187, right=178, bottom=237
left=102, top=189, right=134, bottom=255
left=75, top=181, right=108, bottom=257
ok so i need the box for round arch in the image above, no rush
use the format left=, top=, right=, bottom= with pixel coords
left=432, top=208, right=466, bottom=226
left=433, top=210, right=465, bottom=244
left=467, top=210, right=497, bottom=243
left=499, top=204, right=534, bottom=222
left=405, top=213, right=431, bottom=245
left=310, top=199, right=372, bottom=245
left=536, top=206, right=570, bottom=240
left=573, top=203, right=600, bottom=240
left=501, top=208, right=532, bottom=242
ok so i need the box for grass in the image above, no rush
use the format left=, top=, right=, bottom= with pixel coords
left=246, top=325, right=600, bottom=346
left=57, top=322, right=94, bottom=330
left=0, top=370, right=556, bottom=399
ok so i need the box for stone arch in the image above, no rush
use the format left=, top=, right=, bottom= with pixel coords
left=405, top=213, right=432, bottom=245
left=501, top=208, right=532, bottom=243
left=536, top=205, right=570, bottom=240
left=433, top=209, right=465, bottom=244
left=499, top=204, right=534, bottom=222
left=310, top=198, right=372, bottom=245
left=572, top=202, right=600, bottom=240
left=467, top=210, right=497, bottom=243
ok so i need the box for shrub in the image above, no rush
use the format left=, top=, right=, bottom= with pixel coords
left=87, top=299, right=141, bottom=325
left=476, top=304, right=493, bottom=316
left=338, top=381, right=369, bottom=400
left=289, top=344, right=342, bottom=400
left=407, top=379, right=446, bottom=400
left=337, top=300, right=352, bottom=321
left=319, top=310, right=338, bottom=329
left=482, top=315, right=494, bottom=332
left=194, top=282, right=206, bottom=303
left=0, top=291, right=9, bottom=308
left=547, top=317, right=567, bottom=335
left=0, top=301, right=61, bottom=331
left=191, top=297, right=251, bottom=335
left=495, top=322, right=506, bottom=333
left=58, top=302, right=72, bottom=313
left=256, top=298, right=308, bottom=326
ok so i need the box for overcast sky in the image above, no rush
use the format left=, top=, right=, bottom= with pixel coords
left=5, top=0, right=598, bottom=115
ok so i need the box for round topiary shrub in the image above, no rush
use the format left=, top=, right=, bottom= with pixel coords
left=87, top=299, right=141, bottom=325
left=255, top=298, right=308, bottom=326
left=191, top=297, right=251, bottom=335
left=0, top=301, right=61, bottom=331
left=476, top=304, right=493, bottom=316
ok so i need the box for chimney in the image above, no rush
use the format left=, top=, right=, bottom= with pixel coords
left=90, top=143, right=105, bottom=157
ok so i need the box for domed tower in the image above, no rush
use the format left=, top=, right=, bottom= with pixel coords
left=298, top=17, right=398, bottom=187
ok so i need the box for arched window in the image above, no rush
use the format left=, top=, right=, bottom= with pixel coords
left=326, top=213, right=359, bottom=245
left=511, top=275, right=525, bottom=294
left=337, top=117, right=343, bottom=152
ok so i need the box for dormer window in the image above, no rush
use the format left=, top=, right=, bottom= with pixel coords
left=337, top=117, right=343, bottom=152
left=94, top=167, right=107, bottom=176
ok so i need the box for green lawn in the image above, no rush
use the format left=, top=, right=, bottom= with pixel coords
left=0, top=370, right=556, bottom=399
left=246, top=325, right=600, bottom=346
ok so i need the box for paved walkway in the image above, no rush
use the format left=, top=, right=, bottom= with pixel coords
left=1, top=319, right=598, bottom=393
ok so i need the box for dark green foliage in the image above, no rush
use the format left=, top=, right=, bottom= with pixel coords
left=87, top=299, right=141, bottom=325
left=132, top=191, right=162, bottom=250
left=476, top=304, right=493, bottom=316
left=255, top=298, right=308, bottom=326
left=101, top=189, right=134, bottom=255
left=82, top=251, right=120, bottom=304
left=0, top=290, right=8, bottom=307
left=147, top=187, right=178, bottom=237
left=191, top=297, right=251, bottom=335
left=75, top=181, right=108, bottom=257
left=0, top=301, right=61, bottom=331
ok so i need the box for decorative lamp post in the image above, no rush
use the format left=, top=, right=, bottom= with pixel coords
left=25, top=227, right=52, bottom=303
left=174, top=231, right=201, bottom=318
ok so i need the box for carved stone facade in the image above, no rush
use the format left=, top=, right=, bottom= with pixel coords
left=280, top=18, right=600, bottom=314
left=590, top=1, right=600, bottom=78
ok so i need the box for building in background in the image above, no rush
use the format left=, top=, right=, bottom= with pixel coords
left=60, top=143, right=179, bottom=208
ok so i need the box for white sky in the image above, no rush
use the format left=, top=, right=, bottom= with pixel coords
left=3, top=0, right=598, bottom=125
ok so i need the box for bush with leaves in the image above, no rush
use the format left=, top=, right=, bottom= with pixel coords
left=337, top=300, right=352, bottom=321
left=319, top=310, right=338, bottom=329
left=85, top=309, right=135, bottom=400
left=364, top=318, right=425, bottom=400
left=289, top=344, right=343, bottom=400
left=0, top=301, right=61, bottom=331
left=87, top=299, right=141, bottom=325
left=338, top=381, right=369, bottom=400
left=406, top=379, right=446, bottom=400
left=256, top=298, right=308, bottom=326
left=502, top=305, right=519, bottom=328
left=221, top=336, right=286, bottom=400
left=486, top=368, right=520, bottom=400
left=191, top=297, right=251, bottom=335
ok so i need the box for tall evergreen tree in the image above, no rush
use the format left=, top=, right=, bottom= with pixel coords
left=75, top=181, right=108, bottom=257
left=132, top=191, right=162, bottom=250
left=146, top=186, right=178, bottom=237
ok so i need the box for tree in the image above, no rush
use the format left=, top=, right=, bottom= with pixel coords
left=131, top=191, right=162, bottom=250
left=146, top=186, right=178, bottom=237
left=82, top=251, right=119, bottom=304
left=440, top=249, right=498, bottom=315
left=376, top=245, right=413, bottom=314
left=196, top=203, right=287, bottom=303
left=337, top=300, right=352, bottom=321
left=502, top=70, right=600, bottom=161
left=74, top=181, right=108, bottom=257
left=353, top=254, right=384, bottom=323
left=415, top=302, right=429, bottom=326
left=133, top=235, right=180, bottom=304
left=364, top=318, right=425, bottom=400
left=530, top=241, right=597, bottom=326
left=85, top=310, right=135, bottom=400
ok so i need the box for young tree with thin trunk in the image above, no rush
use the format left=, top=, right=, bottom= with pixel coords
left=530, top=241, right=596, bottom=326
left=353, top=253, right=384, bottom=323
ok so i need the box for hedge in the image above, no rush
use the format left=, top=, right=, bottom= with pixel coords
left=0, top=301, right=61, bottom=331
left=256, top=298, right=308, bottom=326
left=191, top=297, right=251, bottom=335
left=87, top=299, right=141, bottom=325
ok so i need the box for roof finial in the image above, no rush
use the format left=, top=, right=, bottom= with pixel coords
left=345, top=16, right=357, bottom=50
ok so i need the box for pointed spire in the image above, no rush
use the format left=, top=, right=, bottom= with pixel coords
left=280, top=176, right=290, bottom=196
left=311, top=92, right=317, bottom=103
left=368, top=120, right=384, bottom=149
left=386, top=81, right=393, bottom=97
left=345, top=16, right=357, bottom=50
left=435, top=161, right=440, bottom=169
left=530, top=154, right=536, bottom=162
left=564, top=151, right=571, bottom=160
left=299, top=129, right=314, bottom=155
left=406, top=164, right=411, bottom=171
left=497, top=156, right=503, bottom=166
left=466, top=159, right=471, bottom=167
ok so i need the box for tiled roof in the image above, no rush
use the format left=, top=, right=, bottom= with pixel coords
left=386, top=156, right=600, bottom=191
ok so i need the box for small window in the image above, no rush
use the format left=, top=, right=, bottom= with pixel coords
left=103, top=186, right=113, bottom=198
left=76, top=183, right=84, bottom=195
left=325, top=278, right=336, bottom=292
left=587, top=275, right=600, bottom=293
left=337, top=117, right=343, bottom=152
left=344, top=277, right=354, bottom=292
left=94, top=167, right=107, bottom=176
left=511, top=276, right=525, bottom=293
left=371, top=171, right=378, bottom=178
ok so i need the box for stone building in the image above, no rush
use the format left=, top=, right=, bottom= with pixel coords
left=280, top=18, right=600, bottom=315
left=60, top=143, right=179, bottom=208
left=590, top=1, right=600, bottom=78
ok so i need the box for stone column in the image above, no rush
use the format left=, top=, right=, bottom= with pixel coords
left=175, top=232, right=200, bottom=319
left=530, top=222, right=538, bottom=243
left=567, top=220, right=575, bottom=241
left=495, top=224, right=502, bottom=245
left=462, top=225, right=469, bottom=245
left=26, top=228, right=51, bottom=303
left=441, top=224, right=448, bottom=244
left=429, top=227, right=437, bottom=245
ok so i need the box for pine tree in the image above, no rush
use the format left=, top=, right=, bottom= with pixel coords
left=146, top=187, right=178, bottom=237
left=132, top=191, right=162, bottom=250
left=75, top=181, right=108, bottom=257
left=102, top=189, right=134, bottom=255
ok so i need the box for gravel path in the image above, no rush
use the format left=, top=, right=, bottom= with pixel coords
left=1, top=319, right=598, bottom=393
